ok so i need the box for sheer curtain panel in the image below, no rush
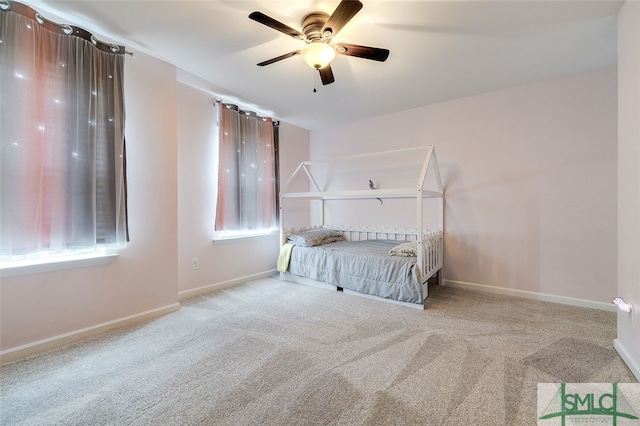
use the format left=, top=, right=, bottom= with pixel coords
left=214, top=102, right=277, bottom=238
left=0, top=2, right=128, bottom=264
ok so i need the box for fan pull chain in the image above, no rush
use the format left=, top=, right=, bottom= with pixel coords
left=313, top=71, right=318, bottom=93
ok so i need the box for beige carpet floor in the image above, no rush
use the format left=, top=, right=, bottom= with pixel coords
left=0, top=278, right=636, bottom=425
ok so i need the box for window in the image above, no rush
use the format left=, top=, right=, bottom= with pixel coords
left=213, top=102, right=278, bottom=240
left=0, top=2, right=128, bottom=267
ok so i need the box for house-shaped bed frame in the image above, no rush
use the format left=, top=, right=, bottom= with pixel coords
left=279, top=145, right=444, bottom=306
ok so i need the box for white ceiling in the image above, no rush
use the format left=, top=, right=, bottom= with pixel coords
left=26, top=0, right=622, bottom=130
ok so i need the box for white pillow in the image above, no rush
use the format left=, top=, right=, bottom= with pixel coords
left=388, top=242, right=417, bottom=257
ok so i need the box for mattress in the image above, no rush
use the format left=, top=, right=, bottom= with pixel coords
left=287, top=239, right=423, bottom=304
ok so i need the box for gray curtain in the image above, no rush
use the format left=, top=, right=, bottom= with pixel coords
left=214, top=102, right=277, bottom=235
left=0, top=2, right=128, bottom=261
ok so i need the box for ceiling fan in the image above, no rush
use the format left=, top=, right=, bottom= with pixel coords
left=249, top=0, right=389, bottom=86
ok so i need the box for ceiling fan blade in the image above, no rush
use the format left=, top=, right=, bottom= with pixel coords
left=335, top=43, right=390, bottom=62
left=322, top=0, right=363, bottom=38
left=257, top=50, right=301, bottom=66
left=249, top=11, right=306, bottom=40
left=318, top=65, right=335, bottom=85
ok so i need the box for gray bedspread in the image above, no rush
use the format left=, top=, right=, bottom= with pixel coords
left=287, top=239, right=423, bottom=304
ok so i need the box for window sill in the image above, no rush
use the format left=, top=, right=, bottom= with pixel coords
left=0, top=254, right=119, bottom=278
left=213, top=230, right=278, bottom=243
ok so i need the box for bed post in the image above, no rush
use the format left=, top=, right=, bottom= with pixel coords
left=416, top=186, right=424, bottom=284
left=416, top=145, right=435, bottom=290
left=279, top=194, right=285, bottom=245
left=432, top=149, right=444, bottom=287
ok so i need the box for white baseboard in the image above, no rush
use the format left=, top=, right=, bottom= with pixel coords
left=442, top=279, right=617, bottom=312
left=0, top=303, right=181, bottom=365
left=613, top=339, right=640, bottom=382
left=178, top=269, right=277, bottom=301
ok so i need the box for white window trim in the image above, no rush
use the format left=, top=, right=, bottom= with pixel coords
left=212, top=228, right=278, bottom=242
left=0, top=253, right=119, bottom=278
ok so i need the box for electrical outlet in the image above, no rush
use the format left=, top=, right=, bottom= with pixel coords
left=191, top=258, right=200, bottom=271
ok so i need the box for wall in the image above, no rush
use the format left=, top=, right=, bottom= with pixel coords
left=278, top=120, right=311, bottom=230
left=310, top=68, right=617, bottom=306
left=0, top=51, right=180, bottom=359
left=615, top=0, right=640, bottom=381
left=0, top=59, right=310, bottom=360
left=176, top=79, right=309, bottom=297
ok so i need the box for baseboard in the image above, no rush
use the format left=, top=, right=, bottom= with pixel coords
left=0, top=303, right=181, bottom=365
left=443, top=279, right=617, bottom=312
left=178, top=269, right=277, bottom=301
left=613, top=339, right=640, bottom=382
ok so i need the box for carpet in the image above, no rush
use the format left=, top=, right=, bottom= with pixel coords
left=0, top=278, right=636, bottom=425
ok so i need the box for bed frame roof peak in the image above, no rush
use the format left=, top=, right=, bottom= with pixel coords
left=280, top=144, right=443, bottom=200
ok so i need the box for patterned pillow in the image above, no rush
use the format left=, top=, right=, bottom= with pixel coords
left=388, top=242, right=417, bottom=257
left=287, top=229, right=344, bottom=247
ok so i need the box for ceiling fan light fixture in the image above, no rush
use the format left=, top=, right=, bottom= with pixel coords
left=249, top=1, right=387, bottom=86
left=301, top=42, right=335, bottom=70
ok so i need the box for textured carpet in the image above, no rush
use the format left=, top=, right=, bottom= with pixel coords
left=0, top=278, right=636, bottom=425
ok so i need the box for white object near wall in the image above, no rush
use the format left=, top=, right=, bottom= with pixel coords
left=612, top=297, right=633, bottom=314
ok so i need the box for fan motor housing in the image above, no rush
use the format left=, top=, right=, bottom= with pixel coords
left=302, top=12, right=329, bottom=41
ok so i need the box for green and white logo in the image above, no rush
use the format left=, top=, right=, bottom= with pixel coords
left=538, top=383, right=640, bottom=425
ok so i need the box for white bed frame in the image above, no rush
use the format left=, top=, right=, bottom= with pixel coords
left=279, top=145, right=444, bottom=308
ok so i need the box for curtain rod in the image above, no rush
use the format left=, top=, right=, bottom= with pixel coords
left=1, top=0, right=132, bottom=56
left=213, top=98, right=279, bottom=126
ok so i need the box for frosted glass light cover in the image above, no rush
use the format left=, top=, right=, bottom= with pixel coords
left=302, top=42, right=335, bottom=69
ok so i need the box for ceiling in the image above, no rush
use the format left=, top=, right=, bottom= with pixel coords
left=26, top=0, right=622, bottom=130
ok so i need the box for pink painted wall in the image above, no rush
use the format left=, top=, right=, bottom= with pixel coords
left=616, top=0, right=640, bottom=378
left=278, top=120, right=312, bottom=230
left=0, top=61, right=310, bottom=356
left=310, top=68, right=618, bottom=304
left=0, top=52, right=179, bottom=351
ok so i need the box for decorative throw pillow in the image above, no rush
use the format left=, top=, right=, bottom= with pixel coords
left=287, top=229, right=344, bottom=247
left=388, top=242, right=417, bottom=257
